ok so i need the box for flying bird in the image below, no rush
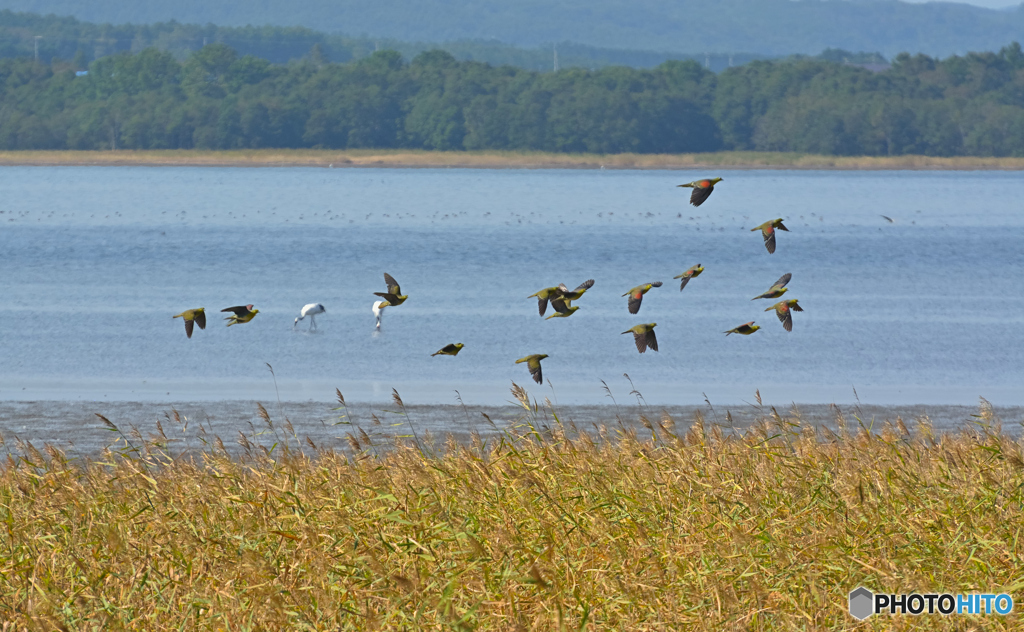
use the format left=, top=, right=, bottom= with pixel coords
left=765, top=299, right=803, bottom=332
left=545, top=305, right=580, bottom=319
left=673, top=264, right=704, bottom=291
left=173, top=308, right=206, bottom=339
left=373, top=273, right=408, bottom=306
left=527, top=286, right=563, bottom=317
left=751, top=219, right=789, bottom=254
left=515, top=354, right=548, bottom=384
left=550, top=279, right=595, bottom=313
left=623, top=282, right=663, bottom=314
left=372, top=300, right=388, bottom=330
left=724, top=322, right=761, bottom=336
left=432, top=343, right=465, bottom=356
left=622, top=323, right=658, bottom=354
left=752, top=273, right=792, bottom=300
left=222, top=304, right=259, bottom=326
left=677, top=178, right=722, bottom=207
left=294, top=303, right=326, bottom=330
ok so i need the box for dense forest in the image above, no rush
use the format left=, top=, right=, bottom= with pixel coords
left=0, top=0, right=1022, bottom=57
left=1, top=41, right=1023, bottom=156
left=0, top=10, right=768, bottom=72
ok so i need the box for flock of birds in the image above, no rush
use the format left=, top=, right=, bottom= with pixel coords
left=171, top=177, right=803, bottom=386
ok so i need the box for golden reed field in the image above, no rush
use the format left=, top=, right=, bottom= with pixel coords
left=0, top=389, right=1022, bottom=630
left=1, top=149, right=1024, bottom=170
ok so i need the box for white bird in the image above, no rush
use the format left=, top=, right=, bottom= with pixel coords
left=294, top=303, right=326, bottom=330
left=372, top=300, right=387, bottom=330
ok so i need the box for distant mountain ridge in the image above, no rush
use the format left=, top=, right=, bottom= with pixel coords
left=0, top=0, right=1022, bottom=57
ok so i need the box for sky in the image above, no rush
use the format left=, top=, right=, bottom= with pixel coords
left=903, top=0, right=1019, bottom=7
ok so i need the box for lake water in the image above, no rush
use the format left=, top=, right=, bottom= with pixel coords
left=1, top=166, right=1022, bottom=413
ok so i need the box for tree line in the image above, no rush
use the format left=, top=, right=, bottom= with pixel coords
left=1, top=42, right=1023, bottom=156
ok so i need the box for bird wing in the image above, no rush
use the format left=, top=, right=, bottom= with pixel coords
left=678, top=276, right=690, bottom=291
left=632, top=331, right=647, bottom=353
left=777, top=220, right=789, bottom=231
left=183, top=318, right=194, bottom=338
left=627, top=290, right=643, bottom=314
left=374, top=292, right=399, bottom=303
left=689, top=183, right=714, bottom=207
left=195, top=310, right=206, bottom=330
left=575, top=279, right=595, bottom=292
left=550, top=296, right=570, bottom=314
left=528, top=358, right=543, bottom=384
left=771, top=273, right=792, bottom=291
left=646, top=328, right=658, bottom=352
left=781, top=311, right=793, bottom=332
left=790, top=302, right=804, bottom=312
left=536, top=296, right=549, bottom=316
left=221, top=305, right=251, bottom=316
left=775, top=304, right=792, bottom=331
left=650, top=281, right=663, bottom=288
left=764, top=230, right=776, bottom=254
left=384, top=273, right=401, bottom=295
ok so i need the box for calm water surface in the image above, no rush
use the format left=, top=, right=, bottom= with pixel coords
left=1, top=167, right=1022, bottom=408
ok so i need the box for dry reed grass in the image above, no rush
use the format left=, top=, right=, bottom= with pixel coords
left=0, top=390, right=1021, bottom=630
left=1, top=149, right=1023, bottom=170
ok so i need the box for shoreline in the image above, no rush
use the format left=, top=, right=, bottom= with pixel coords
left=1, top=149, right=1023, bottom=170
left=2, top=400, right=1020, bottom=456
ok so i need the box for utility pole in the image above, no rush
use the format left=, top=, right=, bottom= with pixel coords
left=34, top=36, right=42, bottom=62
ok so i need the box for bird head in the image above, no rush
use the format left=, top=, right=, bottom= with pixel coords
left=454, top=343, right=465, bottom=350
left=750, top=325, right=761, bottom=332
left=538, top=354, right=549, bottom=360
left=711, top=177, right=723, bottom=184
left=787, top=299, right=800, bottom=307
left=196, top=308, right=205, bottom=313
left=251, top=309, right=260, bottom=315
left=649, top=322, right=657, bottom=329
left=694, top=265, right=703, bottom=274
left=568, top=306, right=580, bottom=313
left=777, top=288, right=789, bottom=297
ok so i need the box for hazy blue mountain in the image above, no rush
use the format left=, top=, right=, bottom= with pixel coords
left=0, top=11, right=770, bottom=71
left=0, top=0, right=1022, bottom=57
